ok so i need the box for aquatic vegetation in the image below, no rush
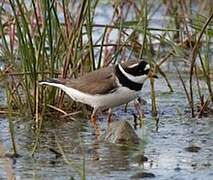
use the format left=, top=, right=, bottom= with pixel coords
left=0, top=0, right=212, bottom=119
left=0, top=1, right=212, bottom=179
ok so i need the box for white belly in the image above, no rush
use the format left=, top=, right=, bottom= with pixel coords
left=64, top=86, right=139, bottom=109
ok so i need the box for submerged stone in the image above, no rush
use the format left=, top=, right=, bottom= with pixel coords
left=132, top=154, right=148, bottom=164
left=184, top=145, right=201, bottom=153
left=131, top=172, right=155, bottom=179
left=102, top=120, right=140, bottom=145
left=174, top=167, right=181, bottom=171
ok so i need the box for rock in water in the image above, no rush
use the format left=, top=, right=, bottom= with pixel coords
left=102, top=121, right=140, bottom=145
left=131, top=172, right=155, bottom=179
left=184, top=144, right=201, bottom=153
left=132, top=154, right=148, bottom=164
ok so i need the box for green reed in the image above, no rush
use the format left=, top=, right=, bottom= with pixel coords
left=0, top=0, right=212, bottom=119
left=55, top=134, right=86, bottom=180
left=189, top=12, right=213, bottom=117
left=0, top=1, right=212, bottom=179
left=6, top=85, right=18, bottom=157
left=0, top=0, right=98, bottom=117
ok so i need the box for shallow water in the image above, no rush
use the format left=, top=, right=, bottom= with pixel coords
left=0, top=0, right=213, bottom=179
left=0, top=77, right=212, bottom=180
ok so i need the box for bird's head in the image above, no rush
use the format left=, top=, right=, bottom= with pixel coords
left=120, top=60, right=158, bottom=84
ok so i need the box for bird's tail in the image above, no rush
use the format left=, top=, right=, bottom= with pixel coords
left=39, top=78, right=66, bottom=89
left=39, top=78, right=77, bottom=101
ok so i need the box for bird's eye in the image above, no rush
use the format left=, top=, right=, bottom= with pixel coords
left=144, top=69, right=150, bottom=74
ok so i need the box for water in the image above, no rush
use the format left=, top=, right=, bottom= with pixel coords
left=0, top=1, right=213, bottom=179
left=0, top=77, right=212, bottom=180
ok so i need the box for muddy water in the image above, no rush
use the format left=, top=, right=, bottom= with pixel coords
left=0, top=77, right=212, bottom=180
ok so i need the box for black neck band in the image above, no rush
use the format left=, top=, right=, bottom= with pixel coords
left=115, top=65, right=143, bottom=91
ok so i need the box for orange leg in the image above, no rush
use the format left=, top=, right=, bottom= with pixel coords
left=90, top=108, right=100, bottom=138
left=90, top=108, right=97, bottom=124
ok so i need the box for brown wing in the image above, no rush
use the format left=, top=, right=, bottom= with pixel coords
left=64, top=65, right=118, bottom=95
left=77, top=65, right=114, bottom=82
left=52, top=59, right=141, bottom=94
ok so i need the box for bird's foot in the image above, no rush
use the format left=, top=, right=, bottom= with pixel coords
left=90, top=114, right=97, bottom=124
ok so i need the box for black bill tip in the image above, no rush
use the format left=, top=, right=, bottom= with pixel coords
left=152, top=75, right=158, bottom=79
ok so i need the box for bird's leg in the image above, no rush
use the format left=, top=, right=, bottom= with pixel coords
left=90, top=108, right=98, bottom=124
left=90, top=108, right=100, bottom=138
left=124, top=103, right=128, bottom=112
left=134, top=98, right=145, bottom=122
left=107, top=108, right=112, bottom=125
